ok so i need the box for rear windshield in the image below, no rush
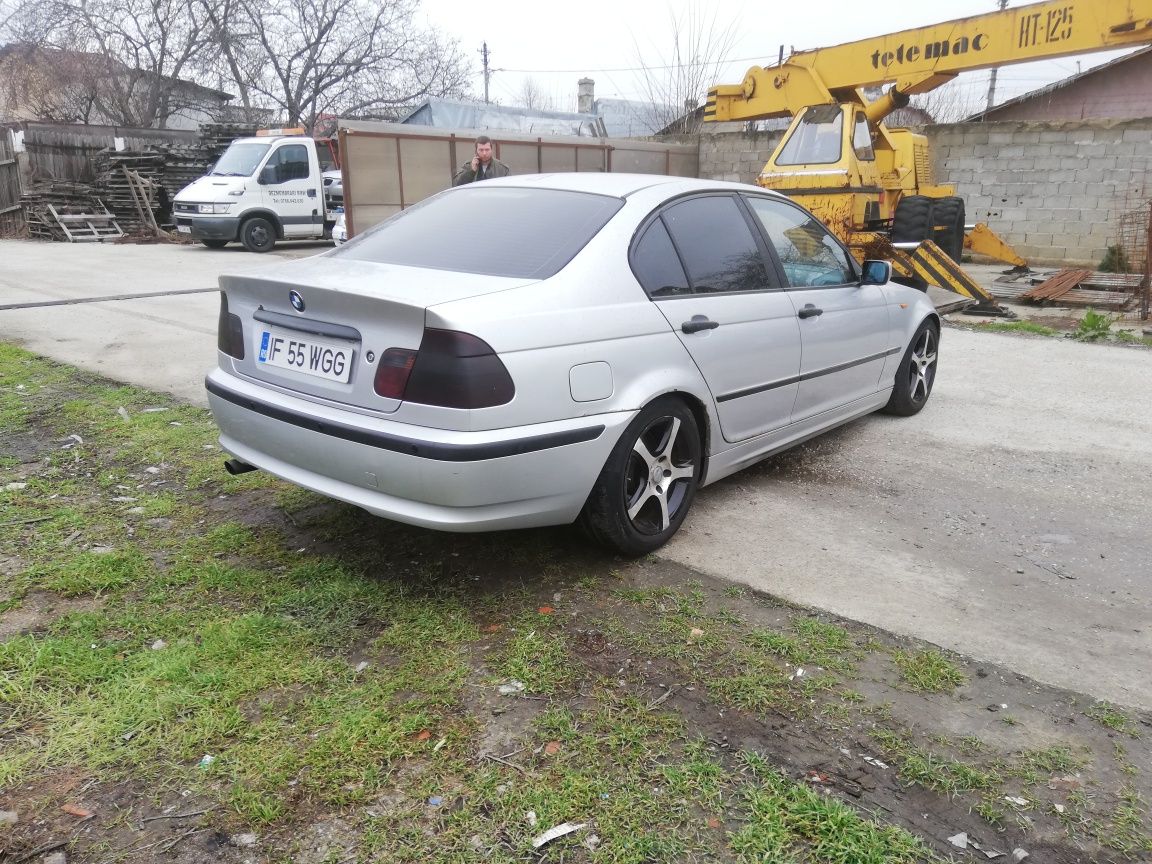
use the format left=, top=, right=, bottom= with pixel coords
left=336, top=186, right=624, bottom=278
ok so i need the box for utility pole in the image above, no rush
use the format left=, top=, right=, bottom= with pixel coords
left=480, top=41, right=491, bottom=104
left=985, top=0, right=1009, bottom=113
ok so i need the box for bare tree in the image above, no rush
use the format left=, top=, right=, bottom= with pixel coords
left=629, top=1, right=741, bottom=135
left=4, top=0, right=218, bottom=127
left=0, top=43, right=104, bottom=123
left=226, top=0, right=471, bottom=129
left=909, top=78, right=985, bottom=124
left=517, top=77, right=554, bottom=112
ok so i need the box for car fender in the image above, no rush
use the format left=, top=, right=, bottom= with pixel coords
left=607, top=350, right=720, bottom=463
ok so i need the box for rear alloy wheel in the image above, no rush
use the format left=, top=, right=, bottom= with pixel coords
left=200, top=239, right=229, bottom=249
left=240, top=216, right=276, bottom=253
left=885, top=320, right=939, bottom=416
left=580, top=397, right=702, bottom=556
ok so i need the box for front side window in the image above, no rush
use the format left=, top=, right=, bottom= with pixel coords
left=659, top=196, right=771, bottom=294
left=272, top=144, right=310, bottom=182
left=775, top=105, right=845, bottom=166
left=745, top=196, right=856, bottom=287
left=853, top=112, right=875, bottom=161
left=337, top=186, right=624, bottom=279
left=210, top=142, right=270, bottom=177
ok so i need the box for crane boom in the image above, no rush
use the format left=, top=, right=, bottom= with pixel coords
left=707, top=0, right=1152, bottom=122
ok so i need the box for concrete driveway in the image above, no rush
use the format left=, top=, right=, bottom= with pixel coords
left=2, top=238, right=1149, bottom=709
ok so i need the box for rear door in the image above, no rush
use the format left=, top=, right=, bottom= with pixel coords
left=634, top=194, right=802, bottom=444
left=744, top=195, right=892, bottom=421
left=261, top=142, right=321, bottom=237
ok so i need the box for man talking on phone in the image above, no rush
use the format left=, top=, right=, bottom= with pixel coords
left=452, top=135, right=511, bottom=186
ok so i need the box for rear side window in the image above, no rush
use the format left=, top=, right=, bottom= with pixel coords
left=631, top=219, right=689, bottom=297
left=337, top=187, right=624, bottom=279
left=661, top=196, right=772, bottom=294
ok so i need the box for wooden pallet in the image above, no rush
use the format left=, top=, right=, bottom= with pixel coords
left=48, top=202, right=123, bottom=241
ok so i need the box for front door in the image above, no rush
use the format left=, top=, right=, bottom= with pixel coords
left=633, top=194, right=802, bottom=444
left=261, top=142, right=318, bottom=238
left=744, top=195, right=892, bottom=421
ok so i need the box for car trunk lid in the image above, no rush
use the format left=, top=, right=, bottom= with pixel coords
left=220, top=256, right=534, bottom=413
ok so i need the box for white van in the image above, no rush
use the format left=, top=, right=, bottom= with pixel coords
left=173, top=134, right=340, bottom=252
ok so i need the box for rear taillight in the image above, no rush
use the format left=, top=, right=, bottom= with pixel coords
left=372, top=348, right=417, bottom=399
left=373, top=329, right=514, bottom=408
left=217, top=292, right=245, bottom=360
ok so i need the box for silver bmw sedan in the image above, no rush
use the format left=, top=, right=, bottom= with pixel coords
left=206, top=174, right=939, bottom=555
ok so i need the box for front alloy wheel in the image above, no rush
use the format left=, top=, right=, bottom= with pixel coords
left=885, top=321, right=938, bottom=416
left=580, top=397, right=702, bottom=555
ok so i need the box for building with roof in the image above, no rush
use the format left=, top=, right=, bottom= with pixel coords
left=400, top=79, right=675, bottom=139
left=967, top=46, right=1152, bottom=122
left=0, top=43, right=233, bottom=130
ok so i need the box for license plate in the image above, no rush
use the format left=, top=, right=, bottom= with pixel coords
left=257, top=327, right=355, bottom=383
left=177, top=225, right=191, bottom=234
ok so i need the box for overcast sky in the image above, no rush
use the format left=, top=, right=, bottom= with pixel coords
left=418, top=0, right=1131, bottom=116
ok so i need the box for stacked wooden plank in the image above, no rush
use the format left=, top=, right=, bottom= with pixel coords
left=19, top=181, right=113, bottom=241
left=93, top=151, right=166, bottom=235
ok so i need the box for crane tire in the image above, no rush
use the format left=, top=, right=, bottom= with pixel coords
left=890, top=195, right=934, bottom=245
left=932, top=196, right=966, bottom=262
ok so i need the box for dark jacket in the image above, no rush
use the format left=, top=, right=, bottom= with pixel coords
left=452, top=158, right=511, bottom=186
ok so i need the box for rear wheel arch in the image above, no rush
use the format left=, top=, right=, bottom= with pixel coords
left=579, top=392, right=707, bottom=555
left=665, top=390, right=712, bottom=484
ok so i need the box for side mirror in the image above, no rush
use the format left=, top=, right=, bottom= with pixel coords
left=860, top=259, right=891, bottom=286
left=258, top=165, right=278, bottom=185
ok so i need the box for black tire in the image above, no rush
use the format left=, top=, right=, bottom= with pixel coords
left=240, top=216, right=276, bottom=253
left=884, top=320, right=939, bottom=417
left=200, top=239, right=229, bottom=249
left=579, top=397, right=702, bottom=556
left=931, top=196, right=965, bottom=262
left=890, top=195, right=933, bottom=244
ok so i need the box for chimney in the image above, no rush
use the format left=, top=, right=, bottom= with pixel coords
left=577, top=78, right=595, bottom=114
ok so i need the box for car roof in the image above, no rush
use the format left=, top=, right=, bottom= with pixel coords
left=471, top=172, right=779, bottom=199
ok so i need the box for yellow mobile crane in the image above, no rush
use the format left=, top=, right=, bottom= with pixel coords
left=706, top=0, right=1152, bottom=308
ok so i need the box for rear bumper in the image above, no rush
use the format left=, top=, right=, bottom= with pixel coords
left=205, top=368, right=633, bottom=532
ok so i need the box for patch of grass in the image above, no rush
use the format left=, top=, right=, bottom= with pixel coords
left=732, top=751, right=940, bottom=863
left=494, top=611, right=574, bottom=694
left=1010, top=745, right=1085, bottom=781
left=891, top=649, right=965, bottom=693
left=748, top=616, right=858, bottom=673
left=1114, top=329, right=1152, bottom=346
left=35, top=548, right=152, bottom=597
left=870, top=729, right=1000, bottom=797
left=1087, top=701, right=1140, bottom=737
left=975, top=320, right=1059, bottom=336
left=1097, top=786, right=1152, bottom=854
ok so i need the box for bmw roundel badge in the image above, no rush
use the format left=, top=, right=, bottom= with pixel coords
left=289, top=290, right=305, bottom=312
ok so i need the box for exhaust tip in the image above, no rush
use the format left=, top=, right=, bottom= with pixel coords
left=224, top=458, right=258, bottom=476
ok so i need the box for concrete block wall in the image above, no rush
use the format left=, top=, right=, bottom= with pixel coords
left=696, top=129, right=784, bottom=184
left=679, top=119, right=1152, bottom=268
left=927, top=119, right=1152, bottom=267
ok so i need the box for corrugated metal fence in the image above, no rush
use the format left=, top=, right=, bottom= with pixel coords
left=339, top=120, right=700, bottom=237
left=22, top=122, right=197, bottom=182
left=0, top=128, right=22, bottom=235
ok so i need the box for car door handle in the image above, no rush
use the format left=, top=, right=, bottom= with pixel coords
left=681, top=316, right=720, bottom=334
left=797, top=304, right=823, bottom=319
left=307, top=188, right=317, bottom=197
